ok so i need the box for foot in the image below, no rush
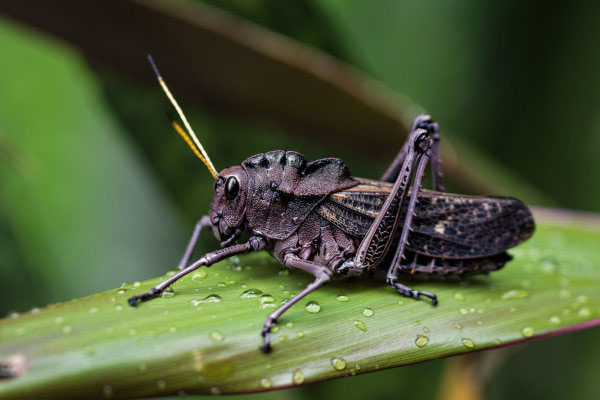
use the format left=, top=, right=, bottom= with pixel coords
left=128, top=288, right=160, bottom=307
left=260, top=317, right=277, bottom=353
left=387, top=279, right=438, bottom=306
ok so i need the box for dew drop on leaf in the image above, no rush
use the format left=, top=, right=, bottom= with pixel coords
left=305, top=301, right=321, bottom=313
left=260, top=378, right=272, bottom=388
left=521, top=327, right=534, bottom=337
left=501, top=289, right=529, bottom=300
left=293, top=369, right=305, bottom=385
left=461, top=338, right=475, bottom=349
left=330, top=357, right=346, bottom=370
left=200, top=294, right=222, bottom=303
left=260, top=294, right=275, bottom=304
left=353, top=320, right=367, bottom=332
left=362, top=307, right=374, bottom=317
left=241, top=289, right=263, bottom=299
left=415, top=335, right=428, bottom=347
left=192, top=270, right=207, bottom=281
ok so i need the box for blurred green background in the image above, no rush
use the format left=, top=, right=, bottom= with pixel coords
left=1, top=1, right=599, bottom=399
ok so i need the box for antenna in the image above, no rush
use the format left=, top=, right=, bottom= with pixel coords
left=147, top=55, right=218, bottom=179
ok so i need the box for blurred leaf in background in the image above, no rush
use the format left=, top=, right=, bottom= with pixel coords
left=0, top=19, right=184, bottom=311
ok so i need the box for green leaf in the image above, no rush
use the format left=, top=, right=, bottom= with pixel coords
left=1, top=219, right=599, bottom=399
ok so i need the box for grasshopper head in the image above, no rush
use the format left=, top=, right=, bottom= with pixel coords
left=209, top=166, right=248, bottom=244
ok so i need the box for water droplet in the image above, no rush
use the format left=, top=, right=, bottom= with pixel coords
left=559, top=289, right=571, bottom=298
left=277, top=335, right=288, bottom=343
left=293, top=369, right=305, bottom=385
left=362, top=307, right=374, bottom=317
left=192, top=270, right=207, bottom=281
left=305, top=301, right=321, bottom=313
left=476, top=321, right=483, bottom=326
left=133, top=281, right=142, bottom=287
left=169, top=326, right=177, bottom=333
left=217, top=282, right=226, bottom=288
left=54, top=317, right=64, bottom=324
left=415, top=335, right=429, bottom=347
left=501, top=289, right=529, bottom=300
left=262, top=303, right=276, bottom=309
left=454, top=292, right=465, bottom=301
left=117, top=288, right=127, bottom=295
left=241, top=288, right=263, bottom=298
left=410, top=320, right=421, bottom=326
left=423, top=327, right=430, bottom=333
left=61, top=325, right=72, bottom=334
left=209, top=331, right=224, bottom=342
left=469, top=307, right=476, bottom=313
left=30, top=307, right=40, bottom=314
left=271, top=325, right=279, bottom=333
left=115, top=304, right=123, bottom=311
left=260, top=294, right=275, bottom=304
left=460, top=308, right=468, bottom=315
left=336, top=295, right=350, bottom=302
left=89, top=307, right=99, bottom=314
left=330, top=357, right=346, bottom=370
left=461, top=338, right=475, bottom=348
left=260, top=378, right=272, bottom=388
left=157, top=379, right=167, bottom=390
left=286, top=322, right=294, bottom=329
left=454, top=324, right=463, bottom=329
left=161, top=287, right=175, bottom=298
left=578, top=308, right=591, bottom=318
left=190, top=300, right=200, bottom=306
left=200, top=294, right=222, bottom=303
left=521, top=327, right=534, bottom=337
left=398, top=300, right=405, bottom=306
left=576, top=295, right=589, bottom=304
left=231, top=256, right=241, bottom=264
left=102, top=385, right=113, bottom=398
left=353, top=320, right=367, bottom=332
left=550, top=316, right=561, bottom=324
left=297, top=331, right=305, bottom=338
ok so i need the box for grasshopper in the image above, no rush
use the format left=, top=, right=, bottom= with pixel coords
left=128, top=57, right=535, bottom=352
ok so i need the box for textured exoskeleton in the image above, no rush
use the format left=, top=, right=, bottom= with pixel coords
left=129, top=115, right=535, bottom=353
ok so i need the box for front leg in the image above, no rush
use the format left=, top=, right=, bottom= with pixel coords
left=128, top=236, right=266, bottom=306
left=177, top=215, right=212, bottom=270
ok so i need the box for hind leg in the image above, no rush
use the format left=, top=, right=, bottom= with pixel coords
left=381, top=114, right=444, bottom=191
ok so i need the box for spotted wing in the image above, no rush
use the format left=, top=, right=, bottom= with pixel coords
left=316, top=179, right=535, bottom=259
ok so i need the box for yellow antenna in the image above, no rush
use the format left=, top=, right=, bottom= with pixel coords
left=147, top=55, right=218, bottom=179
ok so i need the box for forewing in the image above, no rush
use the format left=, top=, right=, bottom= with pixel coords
left=318, top=179, right=535, bottom=258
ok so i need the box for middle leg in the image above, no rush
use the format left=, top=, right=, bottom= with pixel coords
left=260, top=256, right=331, bottom=353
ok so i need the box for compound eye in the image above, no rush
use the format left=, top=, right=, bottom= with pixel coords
left=225, top=176, right=240, bottom=200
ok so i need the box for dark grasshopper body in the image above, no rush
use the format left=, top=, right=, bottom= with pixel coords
left=128, top=114, right=535, bottom=353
